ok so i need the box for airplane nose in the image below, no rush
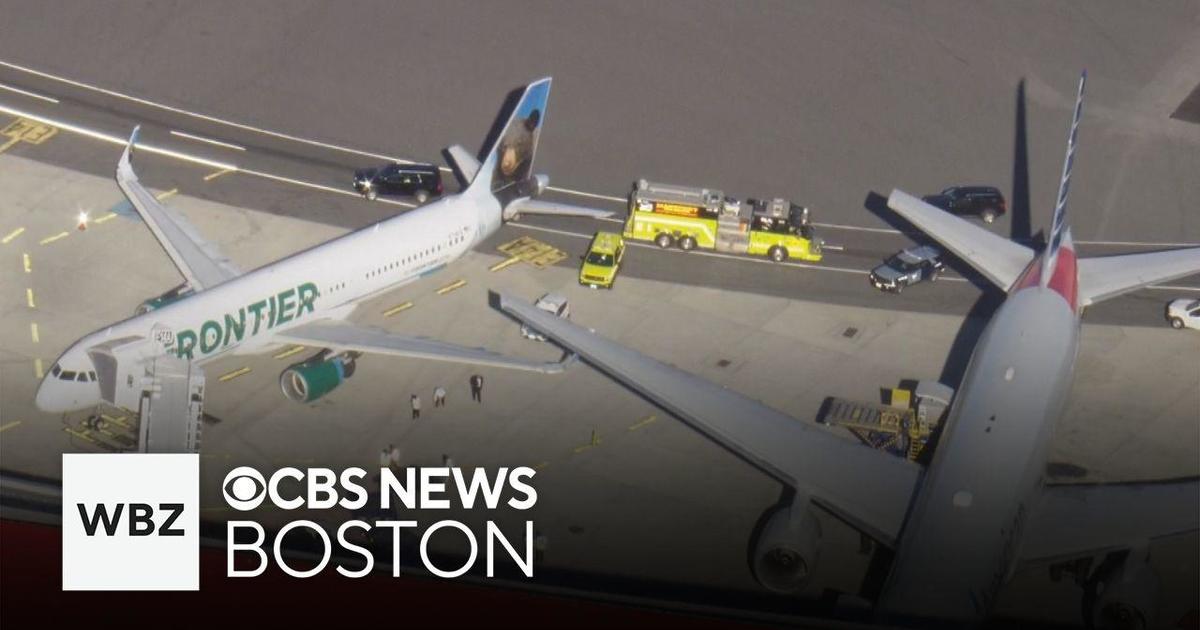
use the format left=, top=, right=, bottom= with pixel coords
left=34, top=377, right=64, bottom=412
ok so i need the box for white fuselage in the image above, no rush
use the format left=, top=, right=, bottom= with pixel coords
left=878, top=264, right=1081, bottom=622
left=36, top=189, right=503, bottom=412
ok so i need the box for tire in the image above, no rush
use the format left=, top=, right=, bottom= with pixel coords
left=414, top=189, right=429, bottom=204
left=1170, top=317, right=1185, bottom=329
left=655, top=233, right=674, bottom=249
left=894, top=283, right=904, bottom=294
left=679, top=236, right=697, bottom=251
left=930, top=270, right=941, bottom=282
left=768, top=246, right=788, bottom=263
left=365, top=188, right=378, bottom=202
left=981, top=209, right=997, bottom=224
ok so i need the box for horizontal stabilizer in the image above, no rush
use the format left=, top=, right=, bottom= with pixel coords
left=1020, top=479, right=1199, bottom=565
left=1077, top=247, right=1200, bottom=306
left=887, top=190, right=1035, bottom=290
left=444, top=144, right=480, bottom=186
left=117, top=127, right=241, bottom=290
left=507, top=198, right=615, bottom=220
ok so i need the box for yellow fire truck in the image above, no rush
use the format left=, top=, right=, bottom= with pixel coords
left=622, top=179, right=823, bottom=262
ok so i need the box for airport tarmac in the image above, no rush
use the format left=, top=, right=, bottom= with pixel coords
left=1, top=149, right=1196, bottom=625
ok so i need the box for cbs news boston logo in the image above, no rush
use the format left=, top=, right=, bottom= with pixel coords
left=62, top=454, right=199, bottom=590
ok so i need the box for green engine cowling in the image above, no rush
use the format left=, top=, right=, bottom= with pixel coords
left=279, top=356, right=355, bottom=403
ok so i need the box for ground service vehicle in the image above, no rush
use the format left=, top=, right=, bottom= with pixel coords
left=353, top=162, right=443, bottom=203
left=579, top=231, right=625, bottom=288
left=1166, top=298, right=1200, bottom=330
left=922, top=186, right=1007, bottom=223
left=521, top=293, right=570, bottom=341
left=624, top=180, right=822, bottom=263
left=869, top=245, right=944, bottom=293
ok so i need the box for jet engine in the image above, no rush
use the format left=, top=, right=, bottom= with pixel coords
left=1083, top=552, right=1160, bottom=630
left=750, top=499, right=823, bottom=593
left=279, top=354, right=357, bottom=403
left=503, top=174, right=550, bottom=221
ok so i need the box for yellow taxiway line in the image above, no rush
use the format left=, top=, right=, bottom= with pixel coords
left=382, top=301, right=414, bottom=317
left=435, top=279, right=467, bottom=295
left=218, top=366, right=252, bottom=382
left=39, top=231, right=68, bottom=245
left=2, top=227, right=25, bottom=244
left=273, top=345, right=307, bottom=360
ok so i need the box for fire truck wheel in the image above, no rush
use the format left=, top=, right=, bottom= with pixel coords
left=655, top=233, right=674, bottom=249
left=769, top=246, right=788, bottom=263
left=679, top=236, right=697, bottom=251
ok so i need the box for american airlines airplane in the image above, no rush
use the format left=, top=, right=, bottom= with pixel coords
left=498, top=73, right=1200, bottom=627
left=36, top=78, right=603, bottom=449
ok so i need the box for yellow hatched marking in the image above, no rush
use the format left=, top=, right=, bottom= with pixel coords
left=0, top=420, right=22, bottom=433
left=101, top=414, right=133, bottom=429
left=628, top=415, right=657, bottom=431
left=273, top=345, right=307, bottom=360
left=496, top=236, right=566, bottom=270
left=39, top=231, right=68, bottom=245
left=218, top=366, right=252, bottom=382
left=203, top=168, right=234, bottom=182
left=30, top=322, right=38, bottom=343
left=25, top=287, right=35, bottom=308
left=0, top=136, right=18, bottom=153
left=22, top=252, right=30, bottom=272
left=488, top=256, right=522, bottom=272
left=34, top=358, right=43, bottom=378
left=155, top=188, right=179, bottom=201
left=94, top=212, right=118, bottom=224
left=2, top=227, right=25, bottom=244
left=2, top=118, right=58, bottom=144
left=63, top=427, right=98, bottom=444
left=435, top=279, right=467, bottom=295
left=382, top=301, right=414, bottom=317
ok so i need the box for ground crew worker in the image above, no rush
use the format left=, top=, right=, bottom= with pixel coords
left=469, top=374, right=484, bottom=403
left=388, top=444, right=401, bottom=470
left=434, top=385, right=447, bottom=407
left=411, top=394, right=421, bottom=419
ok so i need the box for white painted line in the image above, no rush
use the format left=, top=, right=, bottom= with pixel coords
left=1076, top=239, right=1200, bottom=248
left=546, top=186, right=625, bottom=203
left=0, top=102, right=236, bottom=170
left=170, top=129, right=246, bottom=152
left=0, top=58, right=626, bottom=207
left=1148, top=284, right=1200, bottom=292
left=812, top=222, right=902, bottom=235
left=0, top=82, right=58, bottom=104
left=238, top=167, right=415, bottom=207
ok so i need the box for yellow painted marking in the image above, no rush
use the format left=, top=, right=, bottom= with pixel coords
left=0, top=420, right=22, bottom=433
left=94, top=211, right=118, bottom=224
left=2, top=227, right=25, bottom=244
left=155, top=188, right=179, bottom=201
left=39, top=231, right=68, bottom=245
left=496, top=236, right=566, bottom=269
left=218, top=366, right=252, bottom=382
left=22, top=252, right=30, bottom=272
left=203, top=168, right=234, bottom=182
left=25, top=287, right=35, bottom=308
left=488, top=256, right=522, bottom=272
left=573, top=430, right=602, bottom=453
left=435, top=279, right=467, bottom=295
left=273, top=345, right=307, bottom=360
left=64, top=427, right=99, bottom=444
left=30, top=322, right=38, bottom=343
left=382, top=301, right=414, bottom=317
left=628, top=414, right=657, bottom=431
left=101, top=414, right=133, bottom=429
left=2, top=118, right=58, bottom=144
left=534, top=461, right=551, bottom=471
left=34, top=358, right=43, bottom=378
left=0, top=136, right=19, bottom=153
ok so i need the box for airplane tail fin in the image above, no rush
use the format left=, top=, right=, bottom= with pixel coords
left=1041, top=71, right=1086, bottom=288
left=465, top=77, right=551, bottom=204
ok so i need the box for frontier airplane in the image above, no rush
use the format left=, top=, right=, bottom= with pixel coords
left=36, top=78, right=604, bottom=450
left=499, top=73, right=1200, bottom=627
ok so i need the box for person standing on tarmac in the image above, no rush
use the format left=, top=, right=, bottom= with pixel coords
left=469, top=374, right=484, bottom=403
left=411, top=394, right=421, bottom=420
left=434, top=385, right=447, bottom=408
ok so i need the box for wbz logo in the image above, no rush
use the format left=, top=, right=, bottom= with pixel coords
left=63, top=454, right=199, bottom=590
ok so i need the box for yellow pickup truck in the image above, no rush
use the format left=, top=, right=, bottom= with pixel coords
left=579, top=232, right=626, bottom=289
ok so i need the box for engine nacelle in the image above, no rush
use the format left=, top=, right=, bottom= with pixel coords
left=751, top=499, right=823, bottom=593
left=512, top=173, right=548, bottom=200
left=279, top=355, right=356, bottom=403
left=1083, top=552, right=1160, bottom=630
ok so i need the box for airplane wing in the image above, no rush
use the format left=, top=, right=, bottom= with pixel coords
left=274, top=320, right=575, bottom=374
left=116, top=127, right=242, bottom=291
left=1018, top=479, right=1200, bottom=565
left=507, top=198, right=616, bottom=220
left=887, top=189, right=1035, bottom=290
left=1076, top=248, right=1200, bottom=306
left=494, top=292, right=922, bottom=545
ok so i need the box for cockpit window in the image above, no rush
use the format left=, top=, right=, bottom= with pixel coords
left=51, top=364, right=62, bottom=377
left=89, top=371, right=97, bottom=381
left=76, top=372, right=89, bottom=382
left=60, top=370, right=77, bottom=381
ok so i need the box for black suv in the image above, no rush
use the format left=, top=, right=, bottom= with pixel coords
left=353, top=162, right=443, bottom=203
left=922, top=186, right=1006, bottom=223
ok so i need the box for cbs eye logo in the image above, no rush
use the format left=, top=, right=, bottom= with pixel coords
left=222, top=467, right=266, bottom=511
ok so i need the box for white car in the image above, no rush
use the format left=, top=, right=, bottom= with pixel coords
left=521, top=293, right=570, bottom=341
left=1166, top=298, right=1200, bottom=330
